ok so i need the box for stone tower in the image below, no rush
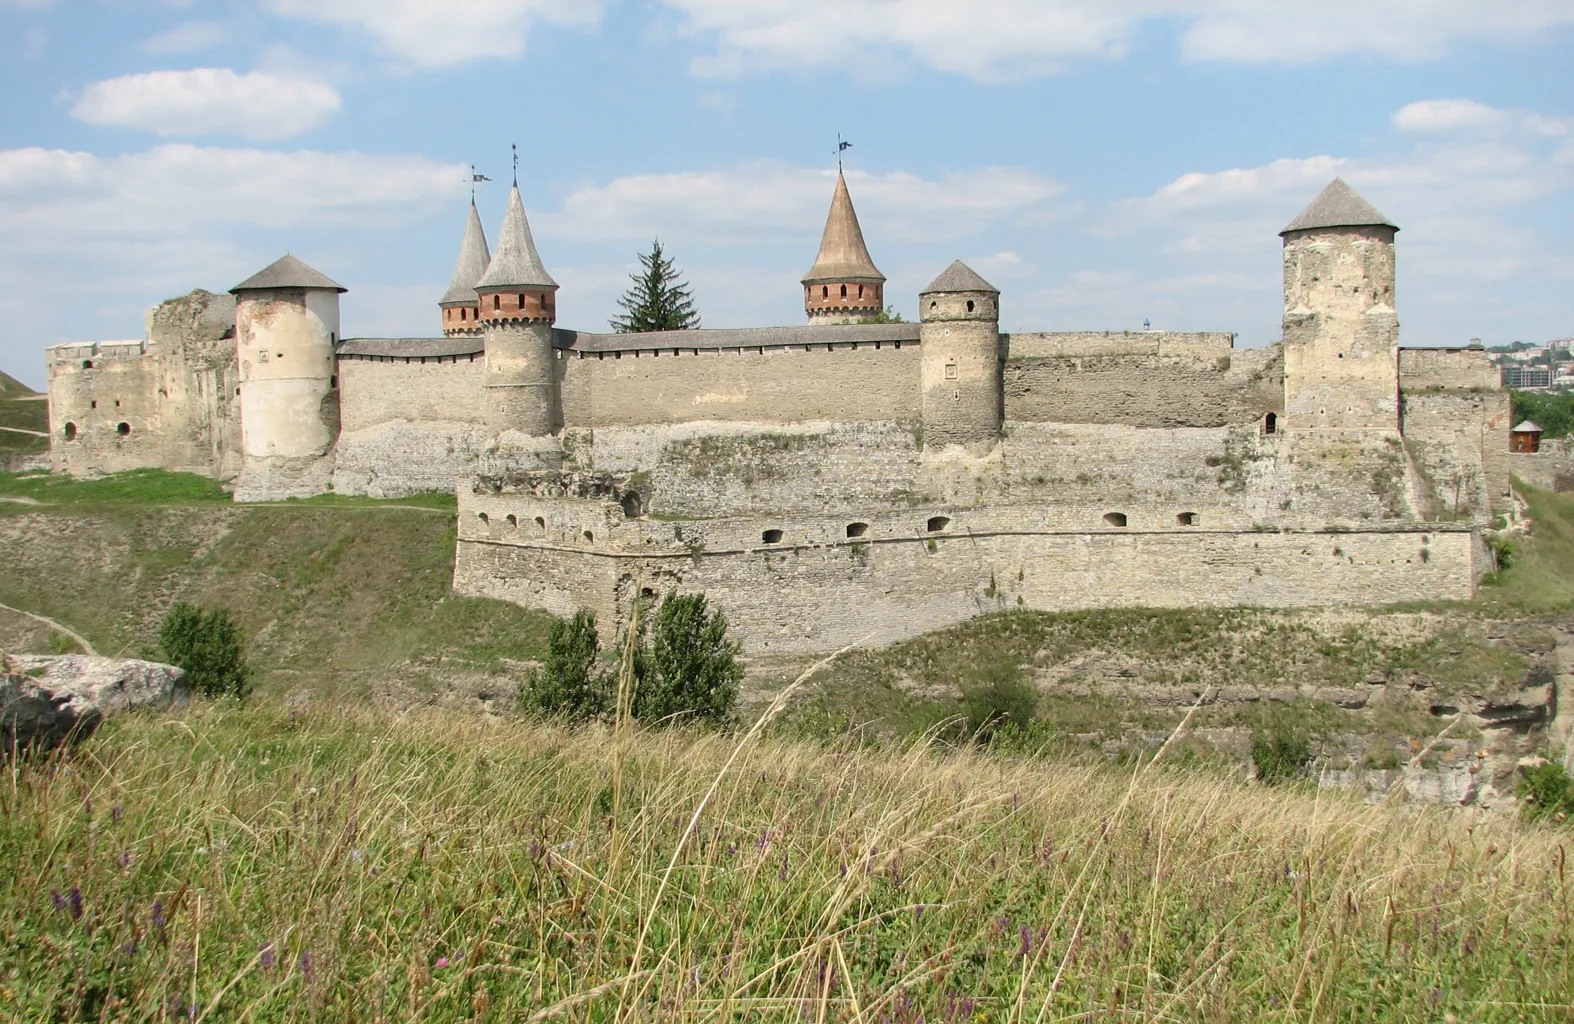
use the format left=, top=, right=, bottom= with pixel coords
left=919, top=260, right=1001, bottom=453
left=440, top=201, right=490, bottom=337
left=1280, top=179, right=1401, bottom=432
left=476, top=184, right=559, bottom=439
left=802, top=172, right=885, bottom=323
left=230, top=254, right=344, bottom=499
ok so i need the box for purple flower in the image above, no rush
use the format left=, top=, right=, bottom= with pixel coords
left=118, top=850, right=132, bottom=869
left=298, top=949, right=314, bottom=981
left=112, top=805, right=123, bottom=824
left=49, top=888, right=66, bottom=913
left=1018, top=925, right=1033, bottom=958
left=68, top=887, right=83, bottom=921
left=151, top=899, right=166, bottom=935
left=259, top=942, right=276, bottom=970
left=435, top=957, right=451, bottom=970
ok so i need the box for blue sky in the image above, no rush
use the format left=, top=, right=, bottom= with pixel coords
left=2, top=1, right=1571, bottom=389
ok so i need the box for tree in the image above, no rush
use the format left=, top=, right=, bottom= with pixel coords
left=866, top=306, right=905, bottom=324
left=632, top=593, right=741, bottom=726
left=159, top=602, right=249, bottom=699
left=518, top=610, right=608, bottom=721
left=610, top=240, right=700, bottom=333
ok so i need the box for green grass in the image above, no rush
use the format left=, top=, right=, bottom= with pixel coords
left=0, top=369, right=36, bottom=398
left=1479, top=481, right=1574, bottom=612
left=2, top=700, right=1570, bottom=1022
left=0, top=390, right=48, bottom=456
left=0, top=468, right=230, bottom=506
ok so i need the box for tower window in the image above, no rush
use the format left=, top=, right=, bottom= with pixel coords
left=926, top=516, right=950, bottom=533
left=858, top=285, right=864, bottom=298
left=517, top=294, right=525, bottom=308
left=1103, top=512, right=1127, bottom=527
left=966, top=300, right=975, bottom=312
left=840, top=284, right=847, bottom=298
left=460, top=308, right=467, bottom=321
left=116, top=422, right=131, bottom=437
left=493, top=295, right=500, bottom=310
left=846, top=522, right=869, bottom=538
left=762, top=529, right=783, bottom=544
left=822, top=286, right=828, bottom=298
left=478, top=512, right=489, bottom=524
left=1264, top=412, right=1277, bottom=435
left=506, top=514, right=517, bottom=527
left=63, top=422, right=77, bottom=441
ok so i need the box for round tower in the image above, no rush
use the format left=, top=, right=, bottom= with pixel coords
left=802, top=171, right=885, bottom=324
left=477, top=184, right=559, bottom=438
left=230, top=254, right=343, bottom=465
left=440, top=200, right=491, bottom=336
left=919, top=260, right=1001, bottom=453
left=1279, top=178, right=1400, bottom=432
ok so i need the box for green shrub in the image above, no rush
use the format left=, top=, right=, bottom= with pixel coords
left=1252, top=723, right=1313, bottom=785
left=518, top=610, right=608, bottom=722
left=633, top=593, right=741, bottom=727
left=158, top=602, right=249, bottom=699
left=1518, top=761, right=1574, bottom=825
left=958, top=676, right=1040, bottom=744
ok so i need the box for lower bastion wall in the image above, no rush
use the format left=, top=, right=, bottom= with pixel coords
left=1509, top=439, right=1574, bottom=494
left=1399, top=391, right=1513, bottom=519
left=452, top=491, right=1478, bottom=655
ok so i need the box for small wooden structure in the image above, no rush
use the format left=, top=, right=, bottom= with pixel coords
left=1510, top=420, right=1543, bottom=453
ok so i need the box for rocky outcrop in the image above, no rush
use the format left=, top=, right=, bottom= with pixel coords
left=2, top=654, right=188, bottom=755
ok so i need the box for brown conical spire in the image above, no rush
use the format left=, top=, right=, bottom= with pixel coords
left=802, top=171, right=885, bottom=285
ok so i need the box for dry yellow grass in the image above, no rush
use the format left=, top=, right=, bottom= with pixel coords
left=3, top=699, right=1571, bottom=1022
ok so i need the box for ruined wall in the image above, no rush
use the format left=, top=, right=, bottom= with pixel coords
left=1400, top=390, right=1513, bottom=521
left=557, top=342, right=920, bottom=428
left=147, top=290, right=241, bottom=479
left=1509, top=438, right=1574, bottom=493
left=453, top=490, right=1478, bottom=655
left=1399, top=348, right=1499, bottom=391
left=1004, top=343, right=1281, bottom=427
left=46, top=341, right=164, bottom=476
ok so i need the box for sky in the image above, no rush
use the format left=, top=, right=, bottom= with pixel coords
left=1, top=1, right=1572, bottom=389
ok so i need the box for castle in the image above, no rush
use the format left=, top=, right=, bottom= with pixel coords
left=45, top=173, right=1529, bottom=653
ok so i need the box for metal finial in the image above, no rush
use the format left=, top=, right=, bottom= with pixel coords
left=512, top=144, right=518, bottom=187
left=836, top=134, right=852, bottom=172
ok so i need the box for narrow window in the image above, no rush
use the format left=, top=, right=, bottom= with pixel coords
left=926, top=516, right=950, bottom=533
left=535, top=516, right=546, bottom=529
left=1103, top=512, right=1127, bottom=527
left=583, top=530, right=594, bottom=543
left=460, top=307, right=467, bottom=321
left=966, top=300, right=975, bottom=312
left=330, top=375, right=338, bottom=388
left=1264, top=412, right=1277, bottom=435
left=846, top=522, right=869, bottom=538
left=90, top=401, right=96, bottom=409
left=822, top=286, right=828, bottom=298
left=116, top=422, right=131, bottom=437
left=63, top=422, right=77, bottom=441
left=478, top=512, right=489, bottom=525
left=840, top=284, right=847, bottom=298
left=857, top=284, right=864, bottom=298
left=929, top=301, right=937, bottom=311
left=762, top=529, right=784, bottom=544
left=1177, top=512, right=1198, bottom=526
left=506, top=514, right=517, bottom=528
left=493, top=295, right=500, bottom=311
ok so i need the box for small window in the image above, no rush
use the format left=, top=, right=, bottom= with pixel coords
left=63, top=422, right=77, bottom=441
left=535, top=516, right=546, bottom=529
left=966, top=300, right=975, bottom=312
left=115, top=422, right=131, bottom=437
left=478, top=512, right=489, bottom=524
left=506, top=514, right=517, bottom=527
left=620, top=492, right=641, bottom=519
left=846, top=522, right=869, bottom=538
left=1264, top=412, right=1277, bottom=435
left=90, top=401, right=96, bottom=409
left=840, top=284, right=847, bottom=298
left=762, top=529, right=783, bottom=544
left=82, top=360, right=93, bottom=369
left=926, top=516, right=950, bottom=533
left=1177, top=512, right=1198, bottom=526
left=857, top=285, right=864, bottom=298
left=1103, top=512, right=1127, bottom=527
left=493, top=295, right=500, bottom=311
left=929, top=301, right=937, bottom=310
left=517, top=294, right=525, bottom=308
left=822, top=286, right=828, bottom=298
left=582, top=530, right=594, bottom=543
left=330, top=375, right=338, bottom=389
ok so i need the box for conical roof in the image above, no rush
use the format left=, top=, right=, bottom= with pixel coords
left=231, top=254, right=346, bottom=293
left=440, top=202, right=491, bottom=306
left=1512, top=420, right=1543, bottom=433
left=802, top=171, right=885, bottom=284
left=1281, top=178, right=1398, bottom=235
left=475, top=185, right=557, bottom=291
left=921, top=260, right=998, bottom=295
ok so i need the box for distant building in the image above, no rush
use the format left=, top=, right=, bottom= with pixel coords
left=1503, top=366, right=1553, bottom=389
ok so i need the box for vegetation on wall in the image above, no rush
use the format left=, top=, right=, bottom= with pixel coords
left=610, top=239, right=700, bottom=333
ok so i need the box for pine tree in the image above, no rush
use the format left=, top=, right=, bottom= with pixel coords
left=611, top=240, right=700, bottom=333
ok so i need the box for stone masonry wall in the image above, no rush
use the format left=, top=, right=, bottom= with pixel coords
left=1509, top=438, right=1574, bottom=493
left=1400, top=390, right=1513, bottom=521
left=556, top=342, right=920, bottom=427
left=1399, top=348, right=1500, bottom=391
left=453, top=489, right=1478, bottom=655
left=336, top=354, right=487, bottom=433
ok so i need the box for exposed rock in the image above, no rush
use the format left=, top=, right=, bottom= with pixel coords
left=2, top=654, right=188, bottom=754
left=1315, top=687, right=1370, bottom=709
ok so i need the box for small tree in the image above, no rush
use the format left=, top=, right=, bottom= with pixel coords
left=866, top=306, right=904, bottom=324
left=633, top=593, right=741, bottom=726
left=1251, top=722, right=1313, bottom=785
left=519, top=610, right=608, bottom=721
left=611, top=240, right=700, bottom=333
left=159, top=602, right=249, bottom=699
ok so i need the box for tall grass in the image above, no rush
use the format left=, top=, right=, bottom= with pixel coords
left=4, top=701, right=1571, bottom=1021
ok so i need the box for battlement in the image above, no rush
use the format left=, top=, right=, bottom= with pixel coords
left=1004, top=331, right=1236, bottom=360
left=45, top=340, right=149, bottom=369
left=1399, top=346, right=1499, bottom=391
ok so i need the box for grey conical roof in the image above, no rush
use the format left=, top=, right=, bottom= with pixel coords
left=1513, top=420, right=1543, bottom=433
left=1281, top=178, right=1398, bottom=235
left=475, top=185, right=557, bottom=291
left=440, top=202, right=491, bottom=306
left=802, top=171, right=885, bottom=284
left=920, top=260, right=998, bottom=295
left=231, top=254, right=346, bottom=293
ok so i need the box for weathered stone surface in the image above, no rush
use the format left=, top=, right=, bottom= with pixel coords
left=2, top=654, right=188, bottom=754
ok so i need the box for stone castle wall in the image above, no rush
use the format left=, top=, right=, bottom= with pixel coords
left=337, top=353, right=487, bottom=433
left=1399, top=390, right=1513, bottom=519
left=452, top=489, right=1479, bottom=654
left=1509, top=438, right=1574, bottom=494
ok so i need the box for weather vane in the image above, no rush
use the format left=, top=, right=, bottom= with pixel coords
left=836, top=133, right=852, bottom=172
left=512, top=143, right=519, bottom=187
left=469, top=164, right=491, bottom=204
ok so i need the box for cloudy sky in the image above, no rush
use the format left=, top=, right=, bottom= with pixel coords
left=2, top=1, right=1571, bottom=387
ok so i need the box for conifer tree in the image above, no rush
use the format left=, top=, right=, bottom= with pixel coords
left=610, top=240, right=700, bottom=333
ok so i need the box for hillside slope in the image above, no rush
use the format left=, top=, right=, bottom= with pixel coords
left=0, top=371, right=47, bottom=462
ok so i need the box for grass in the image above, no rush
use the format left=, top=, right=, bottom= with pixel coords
left=0, top=468, right=457, bottom=511
left=2, top=699, right=1571, bottom=1021
left=0, top=386, right=48, bottom=457
left=1479, top=481, right=1574, bottom=612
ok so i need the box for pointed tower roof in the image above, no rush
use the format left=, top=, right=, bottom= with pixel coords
left=921, top=260, right=998, bottom=295
left=230, top=254, right=346, bottom=293
left=1281, top=178, right=1398, bottom=235
left=440, top=202, right=492, bottom=306
left=802, top=171, right=885, bottom=284
left=475, top=185, right=557, bottom=291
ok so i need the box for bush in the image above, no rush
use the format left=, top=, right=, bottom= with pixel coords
left=958, top=676, right=1040, bottom=744
left=1252, top=723, right=1313, bottom=785
left=633, top=593, right=741, bottom=727
left=518, top=610, right=608, bottom=722
left=1519, top=761, right=1574, bottom=825
left=159, top=602, right=249, bottom=699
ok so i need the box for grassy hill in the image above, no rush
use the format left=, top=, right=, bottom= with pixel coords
left=0, top=370, right=47, bottom=461
left=2, top=700, right=1570, bottom=1021
left=0, top=370, right=37, bottom=397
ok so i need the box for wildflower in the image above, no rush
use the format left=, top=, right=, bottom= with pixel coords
left=118, top=850, right=132, bottom=869
left=259, top=942, right=276, bottom=970
left=298, top=949, right=315, bottom=981
left=1018, top=925, right=1033, bottom=959
left=49, top=889, right=66, bottom=913
left=435, top=957, right=451, bottom=970
left=68, top=887, right=83, bottom=920
left=112, top=805, right=123, bottom=824
left=151, top=899, right=166, bottom=935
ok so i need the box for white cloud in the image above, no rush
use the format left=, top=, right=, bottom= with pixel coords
left=661, top=0, right=1574, bottom=80
left=71, top=68, right=341, bottom=141
left=541, top=163, right=1065, bottom=244
left=260, top=0, right=605, bottom=66
left=1395, top=98, right=1574, bottom=138
left=141, top=21, right=229, bottom=54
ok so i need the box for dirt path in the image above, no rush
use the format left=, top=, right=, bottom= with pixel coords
left=0, top=602, right=97, bottom=655
left=0, top=426, right=47, bottom=438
